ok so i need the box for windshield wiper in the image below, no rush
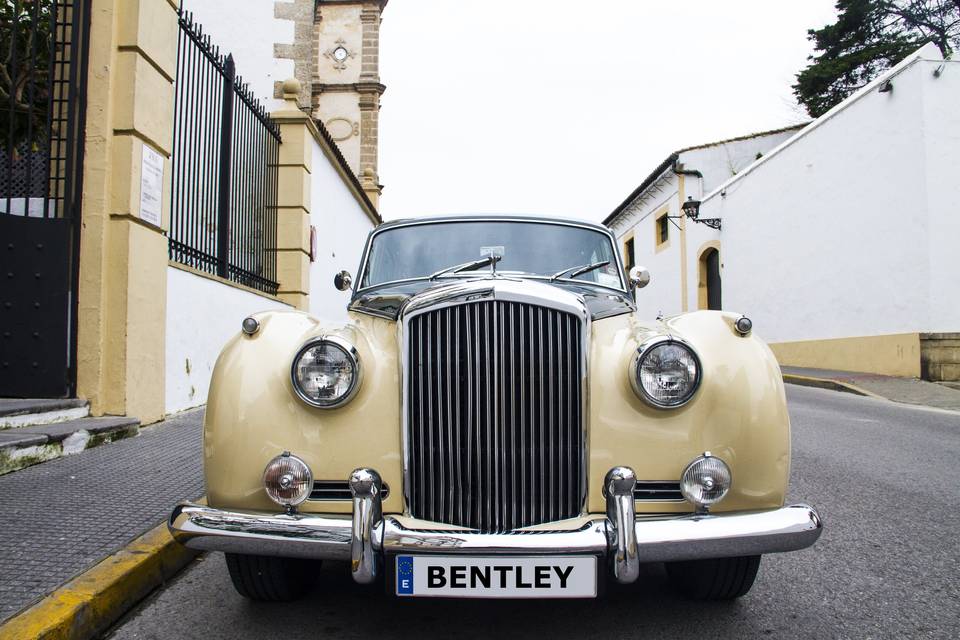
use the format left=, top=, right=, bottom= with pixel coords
left=428, top=254, right=501, bottom=281
left=550, top=260, right=610, bottom=282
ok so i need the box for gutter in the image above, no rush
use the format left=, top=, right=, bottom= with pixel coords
left=603, top=153, right=678, bottom=226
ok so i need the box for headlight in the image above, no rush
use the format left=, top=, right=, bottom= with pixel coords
left=680, top=453, right=731, bottom=510
left=629, top=336, right=701, bottom=408
left=263, top=452, right=313, bottom=508
left=291, top=336, right=362, bottom=408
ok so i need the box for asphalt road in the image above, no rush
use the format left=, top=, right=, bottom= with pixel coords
left=106, top=386, right=960, bottom=639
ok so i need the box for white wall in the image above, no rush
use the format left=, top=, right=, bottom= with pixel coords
left=699, top=46, right=958, bottom=343
left=165, top=267, right=289, bottom=413
left=609, top=130, right=797, bottom=318
left=308, top=141, right=377, bottom=323
left=181, top=0, right=293, bottom=110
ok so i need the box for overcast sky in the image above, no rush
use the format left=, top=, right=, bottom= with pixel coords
left=378, top=0, right=838, bottom=223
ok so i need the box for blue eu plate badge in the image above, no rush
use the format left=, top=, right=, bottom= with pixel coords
left=396, top=556, right=414, bottom=595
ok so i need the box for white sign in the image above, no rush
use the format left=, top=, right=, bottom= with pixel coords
left=139, top=144, right=164, bottom=227
left=395, top=555, right=597, bottom=598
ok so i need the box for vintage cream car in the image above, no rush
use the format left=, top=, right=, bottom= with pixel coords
left=169, top=215, right=822, bottom=602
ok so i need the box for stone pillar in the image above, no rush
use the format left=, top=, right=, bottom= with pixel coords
left=311, top=0, right=385, bottom=204
left=272, top=79, right=314, bottom=310
left=76, top=0, right=178, bottom=424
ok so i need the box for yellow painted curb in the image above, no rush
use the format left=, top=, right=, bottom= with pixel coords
left=782, top=373, right=883, bottom=400
left=0, top=520, right=198, bottom=640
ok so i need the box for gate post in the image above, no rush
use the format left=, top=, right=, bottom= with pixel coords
left=271, top=79, right=313, bottom=310
left=75, top=0, right=179, bottom=423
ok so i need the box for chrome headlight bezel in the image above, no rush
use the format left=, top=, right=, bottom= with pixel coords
left=290, top=336, right=362, bottom=409
left=629, top=335, right=702, bottom=409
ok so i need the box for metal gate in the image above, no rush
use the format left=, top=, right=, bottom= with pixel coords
left=0, top=0, right=91, bottom=398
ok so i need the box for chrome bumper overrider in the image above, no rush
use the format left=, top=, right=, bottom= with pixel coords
left=169, top=466, right=823, bottom=585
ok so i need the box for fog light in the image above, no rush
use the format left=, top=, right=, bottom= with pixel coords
left=680, top=453, right=731, bottom=511
left=263, top=452, right=313, bottom=509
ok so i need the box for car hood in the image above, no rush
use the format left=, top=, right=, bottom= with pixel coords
left=348, top=276, right=635, bottom=321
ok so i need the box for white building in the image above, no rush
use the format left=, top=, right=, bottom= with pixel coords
left=606, top=44, right=960, bottom=381
left=604, top=125, right=802, bottom=318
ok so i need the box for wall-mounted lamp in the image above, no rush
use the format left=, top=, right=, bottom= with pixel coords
left=878, top=79, right=893, bottom=93
left=681, top=196, right=721, bottom=230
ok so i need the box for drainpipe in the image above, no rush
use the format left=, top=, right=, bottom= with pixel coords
left=671, top=161, right=703, bottom=312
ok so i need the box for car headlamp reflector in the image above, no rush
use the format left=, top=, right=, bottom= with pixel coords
left=263, top=452, right=313, bottom=507
left=680, top=453, right=731, bottom=509
left=291, top=337, right=361, bottom=408
left=630, top=337, right=701, bottom=408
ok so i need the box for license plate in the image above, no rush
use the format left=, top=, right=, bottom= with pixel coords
left=395, top=555, right=597, bottom=598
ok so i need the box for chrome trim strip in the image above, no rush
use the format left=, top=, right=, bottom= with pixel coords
left=170, top=501, right=823, bottom=570
left=349, top=468, right=383, bottom=584
left=605, top=467, right=639, bottom=584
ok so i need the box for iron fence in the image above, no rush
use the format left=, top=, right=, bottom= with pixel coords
left=169, top=10, right=281, bottom=294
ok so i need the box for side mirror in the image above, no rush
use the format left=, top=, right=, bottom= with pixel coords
left=333, top=270, right=353, bottom=291
left=629, top=265, right=650, bottom=289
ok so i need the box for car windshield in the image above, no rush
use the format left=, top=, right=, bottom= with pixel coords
left=361, top=220, right=624, bottom=290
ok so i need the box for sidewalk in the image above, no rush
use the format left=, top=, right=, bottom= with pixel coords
left=0, top=408, right=203, bottom=623
left=781, top=366, right=960, bottom=411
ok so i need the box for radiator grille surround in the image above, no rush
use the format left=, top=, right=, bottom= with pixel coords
left=403, top=293, right=586, bottom=533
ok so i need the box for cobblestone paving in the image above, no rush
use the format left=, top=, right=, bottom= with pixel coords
left=0, top=408, right=204, bottom=623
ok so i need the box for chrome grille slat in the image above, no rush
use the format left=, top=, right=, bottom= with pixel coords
left=406, top=300, right=584, bottom=532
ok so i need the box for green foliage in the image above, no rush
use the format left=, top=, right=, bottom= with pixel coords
left=794, top=0, right=960, bottom=117
left=1, top=0, right=54, bottom=150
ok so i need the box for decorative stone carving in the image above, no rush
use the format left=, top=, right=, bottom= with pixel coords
left=325, top=117, right=360, bottom=142
left=323, top=38, right=356, bottom=71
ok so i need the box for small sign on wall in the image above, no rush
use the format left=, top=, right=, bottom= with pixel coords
left=139, top=144, right=164, bottom=227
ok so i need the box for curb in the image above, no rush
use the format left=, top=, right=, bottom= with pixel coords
left=782, top=373, right=883, bottom=400
left=0, top=520, right=198, bottom=640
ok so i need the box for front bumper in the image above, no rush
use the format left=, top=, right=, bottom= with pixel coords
left=169, top=467, right=822, bottom=585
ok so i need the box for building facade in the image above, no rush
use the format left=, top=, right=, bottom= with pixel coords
left=1, top=0, right=386, bottom=423
left=604, top=126, right=803, bottom=318
left=607, top=44, right=960, bottom=381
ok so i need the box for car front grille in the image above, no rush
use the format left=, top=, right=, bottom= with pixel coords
left=405, top=299, right=584, bottom=532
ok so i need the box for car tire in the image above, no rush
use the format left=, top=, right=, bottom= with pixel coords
left=665, top=555, right=761, bottom=600
left=225, top=553, right=321, bottom=601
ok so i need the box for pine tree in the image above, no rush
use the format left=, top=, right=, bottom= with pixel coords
left=794, top=0, right=960, bottom=117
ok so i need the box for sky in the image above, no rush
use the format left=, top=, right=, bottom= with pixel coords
left=378, top=0, right=839, bottom=223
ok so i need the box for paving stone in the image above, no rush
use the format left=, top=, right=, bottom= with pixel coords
left=0, top=408, right=204, bottom=623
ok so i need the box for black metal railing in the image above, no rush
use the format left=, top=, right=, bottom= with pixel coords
left=2, top=0, right=89, bottom=222
left=169, top=11, right=281, bottom=294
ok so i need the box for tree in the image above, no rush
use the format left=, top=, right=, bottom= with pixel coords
left=1, top=0, right=54, bottom=150
left=794, top=0, right=960, bottom=117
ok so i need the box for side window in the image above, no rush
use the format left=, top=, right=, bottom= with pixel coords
left=623, top=236, right=635, bottom=271
left=655, top=209, right=670, bottom=251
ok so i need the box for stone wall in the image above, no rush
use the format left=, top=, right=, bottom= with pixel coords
left=921, top=333, right=960, bottom=382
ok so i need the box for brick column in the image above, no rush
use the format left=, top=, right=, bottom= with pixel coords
left=271, top=79, right=313, bottom=310
left=76, top=0, right=178, bottom=424
left=358, top=3, right=384, bottom=207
